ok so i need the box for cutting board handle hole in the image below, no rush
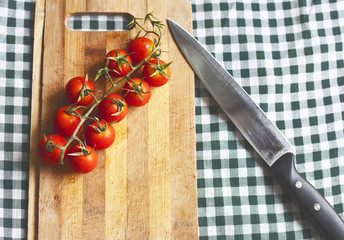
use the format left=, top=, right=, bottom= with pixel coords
left=65, top=13, right=134, bottom=32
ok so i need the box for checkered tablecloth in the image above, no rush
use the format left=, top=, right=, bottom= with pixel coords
left=0, top=0, right=33, bottom=239
left=193, top=1, right=344, bottom=239
left=1, top=0, right=344, bottom=239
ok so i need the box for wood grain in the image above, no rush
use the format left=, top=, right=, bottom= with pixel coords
left=29, top=0, right=197, bottom=239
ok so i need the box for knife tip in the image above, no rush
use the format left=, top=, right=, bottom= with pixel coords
left=166, top=18, right=179, bottom=30
left=166, top=18, right=173, bottom=25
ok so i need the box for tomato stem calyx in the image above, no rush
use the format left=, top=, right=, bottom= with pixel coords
left=67, top=144, right=93, bottom=157
left=76, top=74, right=98, bottom=104
left=65, top=105, right=84, bottom=119
left=90, top=117, right=108, bottom=133
left=123, top=78, right=151, bottom=104
left=44, top=135, right=58, bottom=153
left=146, top=59, right=172, bottom=79
left=107, top=98, right=126, bottom=117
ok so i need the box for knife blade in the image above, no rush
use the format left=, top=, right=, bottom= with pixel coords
left=167, top=18, right=344, bottom=239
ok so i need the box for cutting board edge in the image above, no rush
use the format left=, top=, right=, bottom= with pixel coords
left=27, top=0, right=46, bottom=239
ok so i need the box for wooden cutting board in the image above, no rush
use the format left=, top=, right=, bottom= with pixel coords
left=28, top=0, right=197, bottom=239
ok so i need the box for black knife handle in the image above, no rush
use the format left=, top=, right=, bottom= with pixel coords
left=271, top=153, right=344, bottom=239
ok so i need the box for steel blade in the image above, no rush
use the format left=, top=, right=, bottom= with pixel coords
left=168, top=18, right=294, bottom=166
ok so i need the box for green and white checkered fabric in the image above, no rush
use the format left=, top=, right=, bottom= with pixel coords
left=0, top=0, right=33, bottom=239
left=192, top=0, right=344, bottom=239
left=65, top=14, right=132, bottom=31
left=2, top=0, right=344, bottom=239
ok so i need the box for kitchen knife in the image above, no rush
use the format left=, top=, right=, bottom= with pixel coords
left=167, top=18, right=344, bottom=239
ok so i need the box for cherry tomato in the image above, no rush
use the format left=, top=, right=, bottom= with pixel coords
left=37, top=135, right=66, bottom=165
left=53, top=106, right=81, bottom=138
left=143, top=59, right=171, bottom=87
left=65, top=76, right=96, bottom=106
left=123, top=78, right=151, bottom=107
left=66, top=144, right=98, bottom=174
left=85, top=120, right=115, bottom=150
left=98, top=94, right=128, bottom=123
left=105, top=49, right=133, bottom=78
left=127, top=37, right=154, bottom=64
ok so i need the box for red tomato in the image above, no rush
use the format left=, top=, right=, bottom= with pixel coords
left=127, top=37, right=154, bottom=64
left=65, top=76, right=96, bottom=106
left=143, top=59, right=171, bottom=87
left=53, top=106, right=81, bottom=138
left=66, top=144, right=98, bottom=174
left=85, top=120, right=115, bottom=150
left=123, top=78, right=151, bottom=107
left=98, top=94, right=128, bottom=123
left=105, top=49, right=133, bottom=78
left=37, top=135, right=67, bottom=165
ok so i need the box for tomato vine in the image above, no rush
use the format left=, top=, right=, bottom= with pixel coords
left=38, top=13, right=172, bottom=173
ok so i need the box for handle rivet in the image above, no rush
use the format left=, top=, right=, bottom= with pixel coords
left=314, top=203, right=321, bottom=211
left=295, top=181, right=302, bottom=189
